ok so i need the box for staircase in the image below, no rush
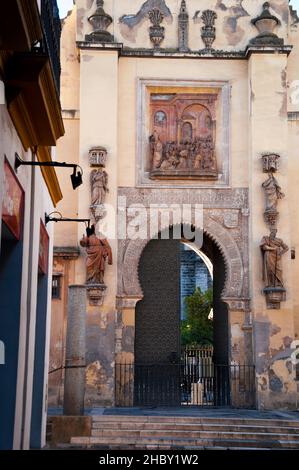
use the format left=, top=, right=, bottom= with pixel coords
left=66, top=415, right=299, bottom=450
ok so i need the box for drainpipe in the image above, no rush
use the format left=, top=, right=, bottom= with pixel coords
left=20, top=148, right=36, bottom=449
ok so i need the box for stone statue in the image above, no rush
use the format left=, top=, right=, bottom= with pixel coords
left=80, top=225, right=112, bottom=284
left=260, top=229, right=288, bottom=288
left=90, top=169, right=109, bottom=207
left=262, top=173, right=285, bottom=212
left=150, top=131, right=163, bottom=169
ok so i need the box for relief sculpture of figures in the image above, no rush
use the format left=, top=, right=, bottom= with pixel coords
left=260, top=229, right=288, bottom=288
left=150, top=130, right=163, bottom=169
left=262, top=173, right=285, bottom=212
left=149, top=93, right=218, bottom=180
left=80, top=225, right=112, bottom=285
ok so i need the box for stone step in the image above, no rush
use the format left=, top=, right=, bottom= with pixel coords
left=70, top=436, right=299, bottom=449
left=92, top=422, right=299, bottom=434
left=56, top=442, right=272, bottom=450
left=90, top=429, right=299, bottom=441
left=91, top=415, right=299, bottom=427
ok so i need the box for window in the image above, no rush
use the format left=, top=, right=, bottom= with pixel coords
left=52, top=275, right=61, bottom=299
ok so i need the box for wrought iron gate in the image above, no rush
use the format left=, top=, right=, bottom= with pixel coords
left=115, top=362, right=255, bottom=408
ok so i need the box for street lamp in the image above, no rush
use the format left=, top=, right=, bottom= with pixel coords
left=45, top=211, right=90, bottom=227
left=15, top=153, right=83, bottom=190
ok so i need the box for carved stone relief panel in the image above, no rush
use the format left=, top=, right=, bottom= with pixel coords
left=137, top=80, right=230, bottom=188
left=149, top=93, right=218, bottom=180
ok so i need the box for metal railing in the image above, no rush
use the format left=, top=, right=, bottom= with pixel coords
left=40, top=0, right=61, bottom=93
left=115, top=362, right=256, bottom=409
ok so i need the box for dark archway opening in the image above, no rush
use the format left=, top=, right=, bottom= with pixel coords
left=133, top=228, right=229, bottom=407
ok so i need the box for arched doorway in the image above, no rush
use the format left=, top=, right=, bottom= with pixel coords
left=133, top=229, right=230, bottom=406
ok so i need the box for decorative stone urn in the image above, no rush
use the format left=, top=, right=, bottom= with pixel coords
left=250, top=2, right=283, bottom=46
left=148, top=9, right=165, bottom=49
left=85, top=0, right=114, bottom=43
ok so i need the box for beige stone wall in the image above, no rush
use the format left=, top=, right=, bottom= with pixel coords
left=118, top=57, right=249, bottom=188
left=249, top=52, right=297, bottom=409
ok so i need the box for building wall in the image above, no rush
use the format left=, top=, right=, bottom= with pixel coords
left=0, top=104, right=55, bottom=448
left=50, top=0, right=299, bottom=409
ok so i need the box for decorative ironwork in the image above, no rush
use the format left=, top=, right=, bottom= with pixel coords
left=40, top=0, right=61, bottom=93
left=115, top=362, right=256, bottom=408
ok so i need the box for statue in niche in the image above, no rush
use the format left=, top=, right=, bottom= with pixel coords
left=80, top=225, right=112, bottom=285
left=262, top=173, right=285, bottom=212
left=260, top=229, right=288, bottom=288
left=150, top=130, right=163, bottom=169
left=90, top=168, right=109, bottom=207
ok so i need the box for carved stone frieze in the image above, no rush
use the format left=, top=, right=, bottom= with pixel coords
left=149, top=92, right=218, bottom=180
left=137, top=80, right=230, bottom=188
left=201, top=10, right=217, bottom=50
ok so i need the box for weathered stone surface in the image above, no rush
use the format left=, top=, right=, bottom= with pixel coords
left=51, top=416, right=92, bottom=445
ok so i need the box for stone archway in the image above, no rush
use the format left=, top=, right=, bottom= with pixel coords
left=121, top=216, right=243, bottom=300
left=115, top=187, right=253, bottom=406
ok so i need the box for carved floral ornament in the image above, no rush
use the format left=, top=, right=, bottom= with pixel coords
left=201, top=10, right=217, bottom=50
left=148, top=8, right=165, bottom=49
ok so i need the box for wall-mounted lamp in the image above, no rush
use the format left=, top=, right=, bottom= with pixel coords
left=15, top=153, right=83, bottom=190
left=45, top=211, right=90, bottom=227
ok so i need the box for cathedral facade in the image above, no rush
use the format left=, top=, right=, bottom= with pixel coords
left=49, top=0, right=299, bottom=411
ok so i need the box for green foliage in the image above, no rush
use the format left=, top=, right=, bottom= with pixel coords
left=181, top=287, right=213, bottom=346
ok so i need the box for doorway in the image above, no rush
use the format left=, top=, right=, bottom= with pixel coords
left=133, top=229, right=230, bottom=407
